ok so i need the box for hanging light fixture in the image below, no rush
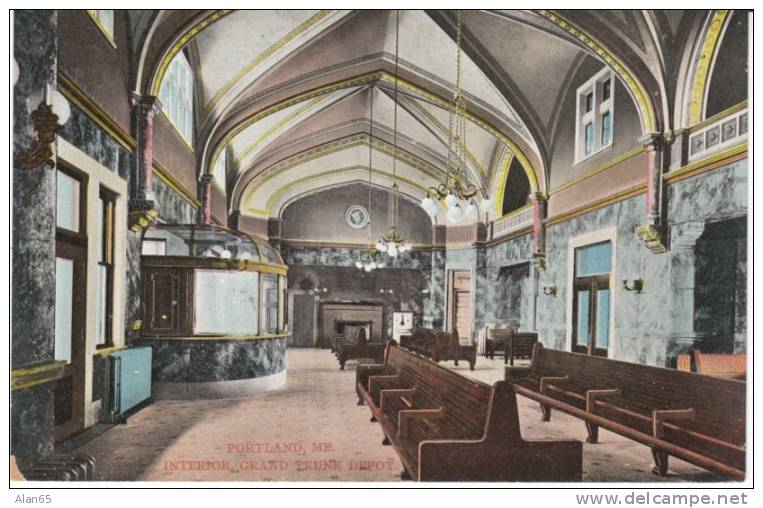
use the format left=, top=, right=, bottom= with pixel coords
left=420, top=11, right=492, bottom=223
left=356, top=85, right=386, bottom=272
left=377, top=10, right=412, bottom=258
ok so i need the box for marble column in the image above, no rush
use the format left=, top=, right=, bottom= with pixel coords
left=427, top=248, right=446, bottom=329
left=129, top=94, right=161, bottom=231
left=268, top=217, right=282, bottom=252
left=12, top=9, right=59, bottom=468
left=635, top=133, right=668, bottom=253
left=667, top=221, right=706, bottom=360
left=198, top=174, right=214, bottom=225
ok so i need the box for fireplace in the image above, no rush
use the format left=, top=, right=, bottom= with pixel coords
left=319, top=302, right=383, bottom=348
left=335, top=320, right=372, bottom=341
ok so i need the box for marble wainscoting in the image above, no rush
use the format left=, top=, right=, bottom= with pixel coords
left=485, top=233, right=534, bottom=331
left=141, top=338, right=287, bottom=400
left=59, top=102, right=132, bottom=178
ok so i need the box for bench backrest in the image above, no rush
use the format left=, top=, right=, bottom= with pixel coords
left=388, top=343, right=492, bottom=438
left=532, top=345, right=746, bottom=446
left=692, top=350, right=746, bottom=377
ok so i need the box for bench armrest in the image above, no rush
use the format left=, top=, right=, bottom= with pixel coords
left=397, top=408, right=444, bottom=438
left=380, top=388, right=417, bottom=413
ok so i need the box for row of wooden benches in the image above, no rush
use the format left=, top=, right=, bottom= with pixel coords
left=332, top=326, right=539, bottom=371
left=356, top=341, right=746, bottom=482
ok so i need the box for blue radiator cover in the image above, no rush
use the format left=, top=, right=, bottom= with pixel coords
left=110, top=347, right=152, bottom=415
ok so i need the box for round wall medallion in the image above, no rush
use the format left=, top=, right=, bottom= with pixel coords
left=345, top=205, right=369, bottom=229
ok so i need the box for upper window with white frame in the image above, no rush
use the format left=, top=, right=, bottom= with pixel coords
left=159, top=51, right=195, bottom=147
left=87, top=10, right=115, bottom=47
left=213, top=147, right=227, bottom=194
left=575, top=68, right=614, bottom=162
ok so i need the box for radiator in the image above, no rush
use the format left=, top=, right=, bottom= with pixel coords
left=104, top=346, right=152, bottom=422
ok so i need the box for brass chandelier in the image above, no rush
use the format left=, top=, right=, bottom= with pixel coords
left=420, top=10, right=491, bottom=222
left=376, top=10, right=412, bottom=258
left=356, top=85, right=386, bottom=272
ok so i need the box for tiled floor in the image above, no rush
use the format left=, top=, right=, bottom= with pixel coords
left=73, top=349, right=720, bottom=482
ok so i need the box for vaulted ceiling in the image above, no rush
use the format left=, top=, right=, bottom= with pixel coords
left=132, top=9, right=714, bottom=224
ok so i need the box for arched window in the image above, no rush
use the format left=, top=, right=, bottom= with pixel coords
left=501, top=157, right=531, bottom=216
left=159, top=51, right=194, bottom=145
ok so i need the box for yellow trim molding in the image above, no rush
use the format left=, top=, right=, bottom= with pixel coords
left=140, top=333, right=289, bottom=341
left=11, top=360, right=67, bottom=391
left=539, top=10, right=657, bottom=133
left=261, top=165, right=430, bottom=215
left=688, top=10, right=731, bottom=126
left=689, top=100, right=746, bottom=134
left=551, top=145, right=648, bottom=195
left=95, top=345, right=128, bottom=357
left=664, top=142, right=747, bottom=183
left=492, top=151, right=514, bottom=218
left=150, top=10, right=234, bottom=97
left=241, top=134, right=443, bottom=210
left=545, top=184, right=647, bottom=227
left=205, top=10, right=332, bottom=112
left=213, top=71, right=540, bottom=195
left=86, top=10, right=117, bottom=49
left=57, top=71, right=136, bottom=152
left=142, top=255, right=288, bottom=276
left=494, top=202, right=532, bottom=226
left=152, top=161, right=201, bottom=208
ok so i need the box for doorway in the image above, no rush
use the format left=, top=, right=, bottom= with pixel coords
left=54, top=167, right=88, bottom=441
left=447, top=270, right=472, bottom=341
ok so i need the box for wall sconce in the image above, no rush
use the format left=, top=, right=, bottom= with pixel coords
left=623, top=279, right=644, bottom=293
left=421, top=289, right=430, bottom=295
left=379, top=289, right=394, bottom=294
left=542, top=286, right=557, bottom=296
left=14, top=85, right=71, bottom=170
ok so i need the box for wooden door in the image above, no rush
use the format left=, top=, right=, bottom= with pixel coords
left=54, top=167, right=88, bottom=442
left=291, top=293, right=316, bottom=347
left=447, top=270, right=472, bottom=341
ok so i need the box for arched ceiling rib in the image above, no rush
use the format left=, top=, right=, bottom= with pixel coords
left=133, top=9, right=713, bottom=226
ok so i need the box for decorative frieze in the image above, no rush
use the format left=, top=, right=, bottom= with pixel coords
left=689, top=109, right=747, bottom=162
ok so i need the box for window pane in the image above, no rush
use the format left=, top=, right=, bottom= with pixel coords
left=55, top=258, right=74, bottom=363
left=262, top=274, right=278, bottom=334
left=585, top=92, right=593, bottom=112
left=194, top=270, right=259, bottom=334
left=56, top=171, right=80, bottom=232
left=602, top=79, right=611, bottom=101
left=601, top=111, right=612, bottom=146
left=596, top=289, right=610, bottom=349
left=576, top=290, right=590, bottom=346
left=576, top=241, right=612, bottom=277
left=96, top=264, right=107, bottom=345
left=585, top=122, right=594, bottom=154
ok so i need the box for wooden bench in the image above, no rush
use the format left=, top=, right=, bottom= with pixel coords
left=400, top=327, right=477, bottom=370
left=485, top=328, right=539, bottom=365
left=506, top=343, right=746, bottom=480
left=677, top=349, right=746, bottom=380
left=356, top=342, right=583, bottom=481
left=334, top=328, right=386, bottom=370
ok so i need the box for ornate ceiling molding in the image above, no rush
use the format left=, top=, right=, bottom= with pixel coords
left=687, top=10, right=731, bottom=126
left=538, top=9, right=658, bottom=133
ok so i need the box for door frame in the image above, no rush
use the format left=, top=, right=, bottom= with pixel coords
left=564, top=227, right=617, bottom=358
left=446, top=269, right=472, bottom=341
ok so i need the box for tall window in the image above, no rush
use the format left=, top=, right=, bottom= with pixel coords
left=576, top=68, right=614, bottom=162
left=572, top=241, right=612, bottom=357
left=96, top=189, right=116, bottom=347
left=87, top=10, right=115, bottom=47
left=159, top=52, right=194, bottom=145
